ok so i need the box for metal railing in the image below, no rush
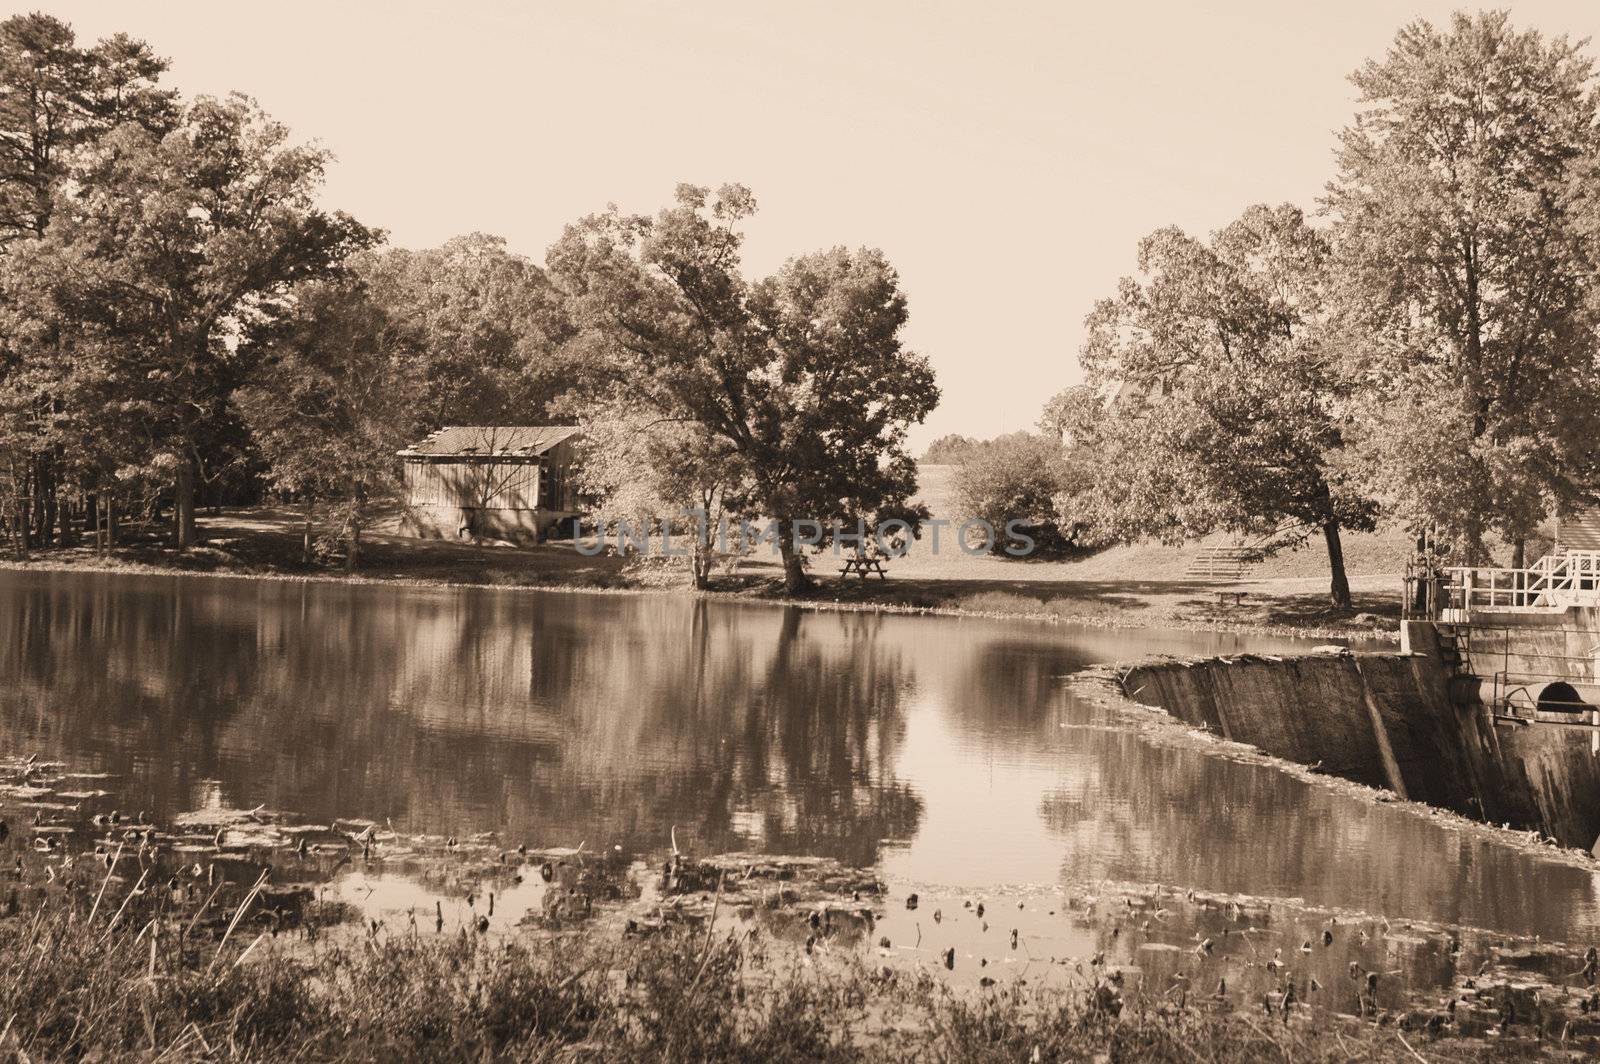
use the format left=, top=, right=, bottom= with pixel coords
left=1436, top=550, right=1600, bottom=614
left=1452, top=621, right=1595, bottom=675
left=1447, top=623, right=1600, bottom=731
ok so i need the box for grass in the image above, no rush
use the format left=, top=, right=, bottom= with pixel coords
left=0, top=776, right=1571, bottom=1062
left=2, top=461, right=1476, bottom=640
left=0, top=882, right=1539, bottom=1063
left=6, top=505, right=633, bottom=590
left=0, top=505, right=1405, bottom=642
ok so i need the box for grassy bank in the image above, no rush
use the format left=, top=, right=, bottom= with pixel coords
left=0, top=501, right=1400, bottom=641
left=0, top=887, right=1525, bottom=1063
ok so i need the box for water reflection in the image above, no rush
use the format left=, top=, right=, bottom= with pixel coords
left=0, top=575, right=937, bottom=866
left=1033, top=714, right=1600, bottom=940
left=0, top=569, right=1595, bottom=945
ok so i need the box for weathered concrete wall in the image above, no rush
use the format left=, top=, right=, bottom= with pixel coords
left=1493, top=722, right=1600, bottom=850
left=1455, top=605, right=1600, bottom=691
left=1119, top=645, right=1600, bottom=849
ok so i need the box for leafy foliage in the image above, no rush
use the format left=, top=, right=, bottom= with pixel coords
left=569, top=398, right=743, bottom=587
left=1067, top=205, right=1374, bottom=604
left=358, top=234, right=573, bottom=428
left=921, top=433, right=979, bottom=464
left=0, top=13, right=177, bottom=551
left=0, top=13, right=174, bottom=245
left=548, top=183, right=938, bottom=593
left=950, top=432, right=1080, bottom=554
left=4, top=92, right=375, bottom=546
left=236, top=271, right=425, bottom=568
left=1326, top=10, right=1600, bottom=560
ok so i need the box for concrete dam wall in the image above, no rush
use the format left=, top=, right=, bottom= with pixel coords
left=1118, top=645, right=1600, bottom=850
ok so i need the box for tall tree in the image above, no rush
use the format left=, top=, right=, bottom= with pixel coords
left=1072, top=204, right=1374, bottom=605
left=361, top=234, right=571, bottom=428
left=950, top=431, right=1077, bottom=554
left=0, top=12, right=83, bottom=245
left=0, top=14, right=174, bottom=243
left=236, top=271, right=423, bottom=568
left=15, top=93, right=374, bottom=547
left=571, top=397, right=742, bottom=587
left=548, top=184, right=938, bottom=593
left=0, top=13, right=174, bottom=550
left=1326, top=11, right=1600, bottom=563
left=921, top=433, right=979, bottom=464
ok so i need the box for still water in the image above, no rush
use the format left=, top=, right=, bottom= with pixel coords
left=2, top=569, right=1596, bottom=944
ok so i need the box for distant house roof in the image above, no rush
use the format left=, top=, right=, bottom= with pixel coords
left=398, top=425, right=580, bottom=459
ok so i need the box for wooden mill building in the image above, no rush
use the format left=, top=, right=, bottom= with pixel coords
left=1558, top=508, right=1600, bottom=552
left=398, top=425, right=583, bottom=544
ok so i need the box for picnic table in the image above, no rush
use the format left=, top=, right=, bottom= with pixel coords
left=840, top=553, right=889, bottom=580
left=1214, top=590, right=1249, bottom=607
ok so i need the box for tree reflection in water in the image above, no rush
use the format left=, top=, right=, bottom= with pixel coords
left=1, top=569, right=1597, bottom=946
left=0, top=573, right=923, bottom=866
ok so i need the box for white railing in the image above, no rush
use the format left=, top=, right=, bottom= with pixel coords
left=1443, top=550, right=1600, bottom=613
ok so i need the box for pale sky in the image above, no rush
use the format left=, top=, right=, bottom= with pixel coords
left=37, top=1, right=1600, bottom=448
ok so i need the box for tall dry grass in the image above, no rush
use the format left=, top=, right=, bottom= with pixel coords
left=0, top=874, right=1534, bottom=1062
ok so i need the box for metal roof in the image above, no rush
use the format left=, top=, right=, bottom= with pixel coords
left=397, top=425, right=580, bottom=459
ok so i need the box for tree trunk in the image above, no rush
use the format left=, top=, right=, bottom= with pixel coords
left=16, top=467, right=32, bottom=559
left=31, top=475, right=47, bottom=549
left=691, top=497, right=716, bottom=590
left=57, top=492, right=74, bottom=548
left=302, top=500, right=314, bottom=566
left=86, top=493, right=99, bottom=552
left=175, top=456, right=198, bottom=549
left=692, top=538, right=712, bottom=590
left=39, top=465, right=55, bottom=549
left=106, top=494, right=118, bottom=549
left=1323, top=520, right=1352, bottom=609
left=1510, top=537, right=1528, bottom=603
left=344, top=491, right=360, bottom=571
left=691, top=529, right=713, bottom=590
left=777, top=530, right=808, bottom=595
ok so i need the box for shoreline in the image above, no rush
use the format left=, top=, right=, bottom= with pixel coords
left=0, top=551, right=1399, bottom=644
left=6, top=677, right=1597, bottom=1058
left=3, top=591, right=1593, bottom=1056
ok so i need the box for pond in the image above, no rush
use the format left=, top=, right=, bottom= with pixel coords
left=1, top=568, right=1596, bottom=953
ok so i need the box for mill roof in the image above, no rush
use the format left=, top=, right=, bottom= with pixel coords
left=398, top=425, right=580, bottom=459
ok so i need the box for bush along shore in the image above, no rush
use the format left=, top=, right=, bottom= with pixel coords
left=6, top=754, right=1600, bottom=1061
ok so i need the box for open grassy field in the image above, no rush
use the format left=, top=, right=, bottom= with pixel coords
left=0, top=463, right=1427, bottom=639
left=717, top=464, right=1412, bottom=638
left=908, top=464, right=1418, bottom=583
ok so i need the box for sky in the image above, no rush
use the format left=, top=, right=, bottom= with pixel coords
left=36, top=0, right=1600, bottom=449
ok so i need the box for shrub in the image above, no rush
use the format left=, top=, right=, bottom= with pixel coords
left=921, top=434, right=979, bottom=464
left=950, top=433, right=1077, bottom=554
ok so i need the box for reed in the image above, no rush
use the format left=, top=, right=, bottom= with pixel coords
left=0, top=883, right=1537, bottom=1062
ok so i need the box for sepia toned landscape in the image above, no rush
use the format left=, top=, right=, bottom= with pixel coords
left=7, top=2, right=1600, bottom=1061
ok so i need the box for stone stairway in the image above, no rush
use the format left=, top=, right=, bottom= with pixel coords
left=1184, top=546, right=1261, bottom=580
